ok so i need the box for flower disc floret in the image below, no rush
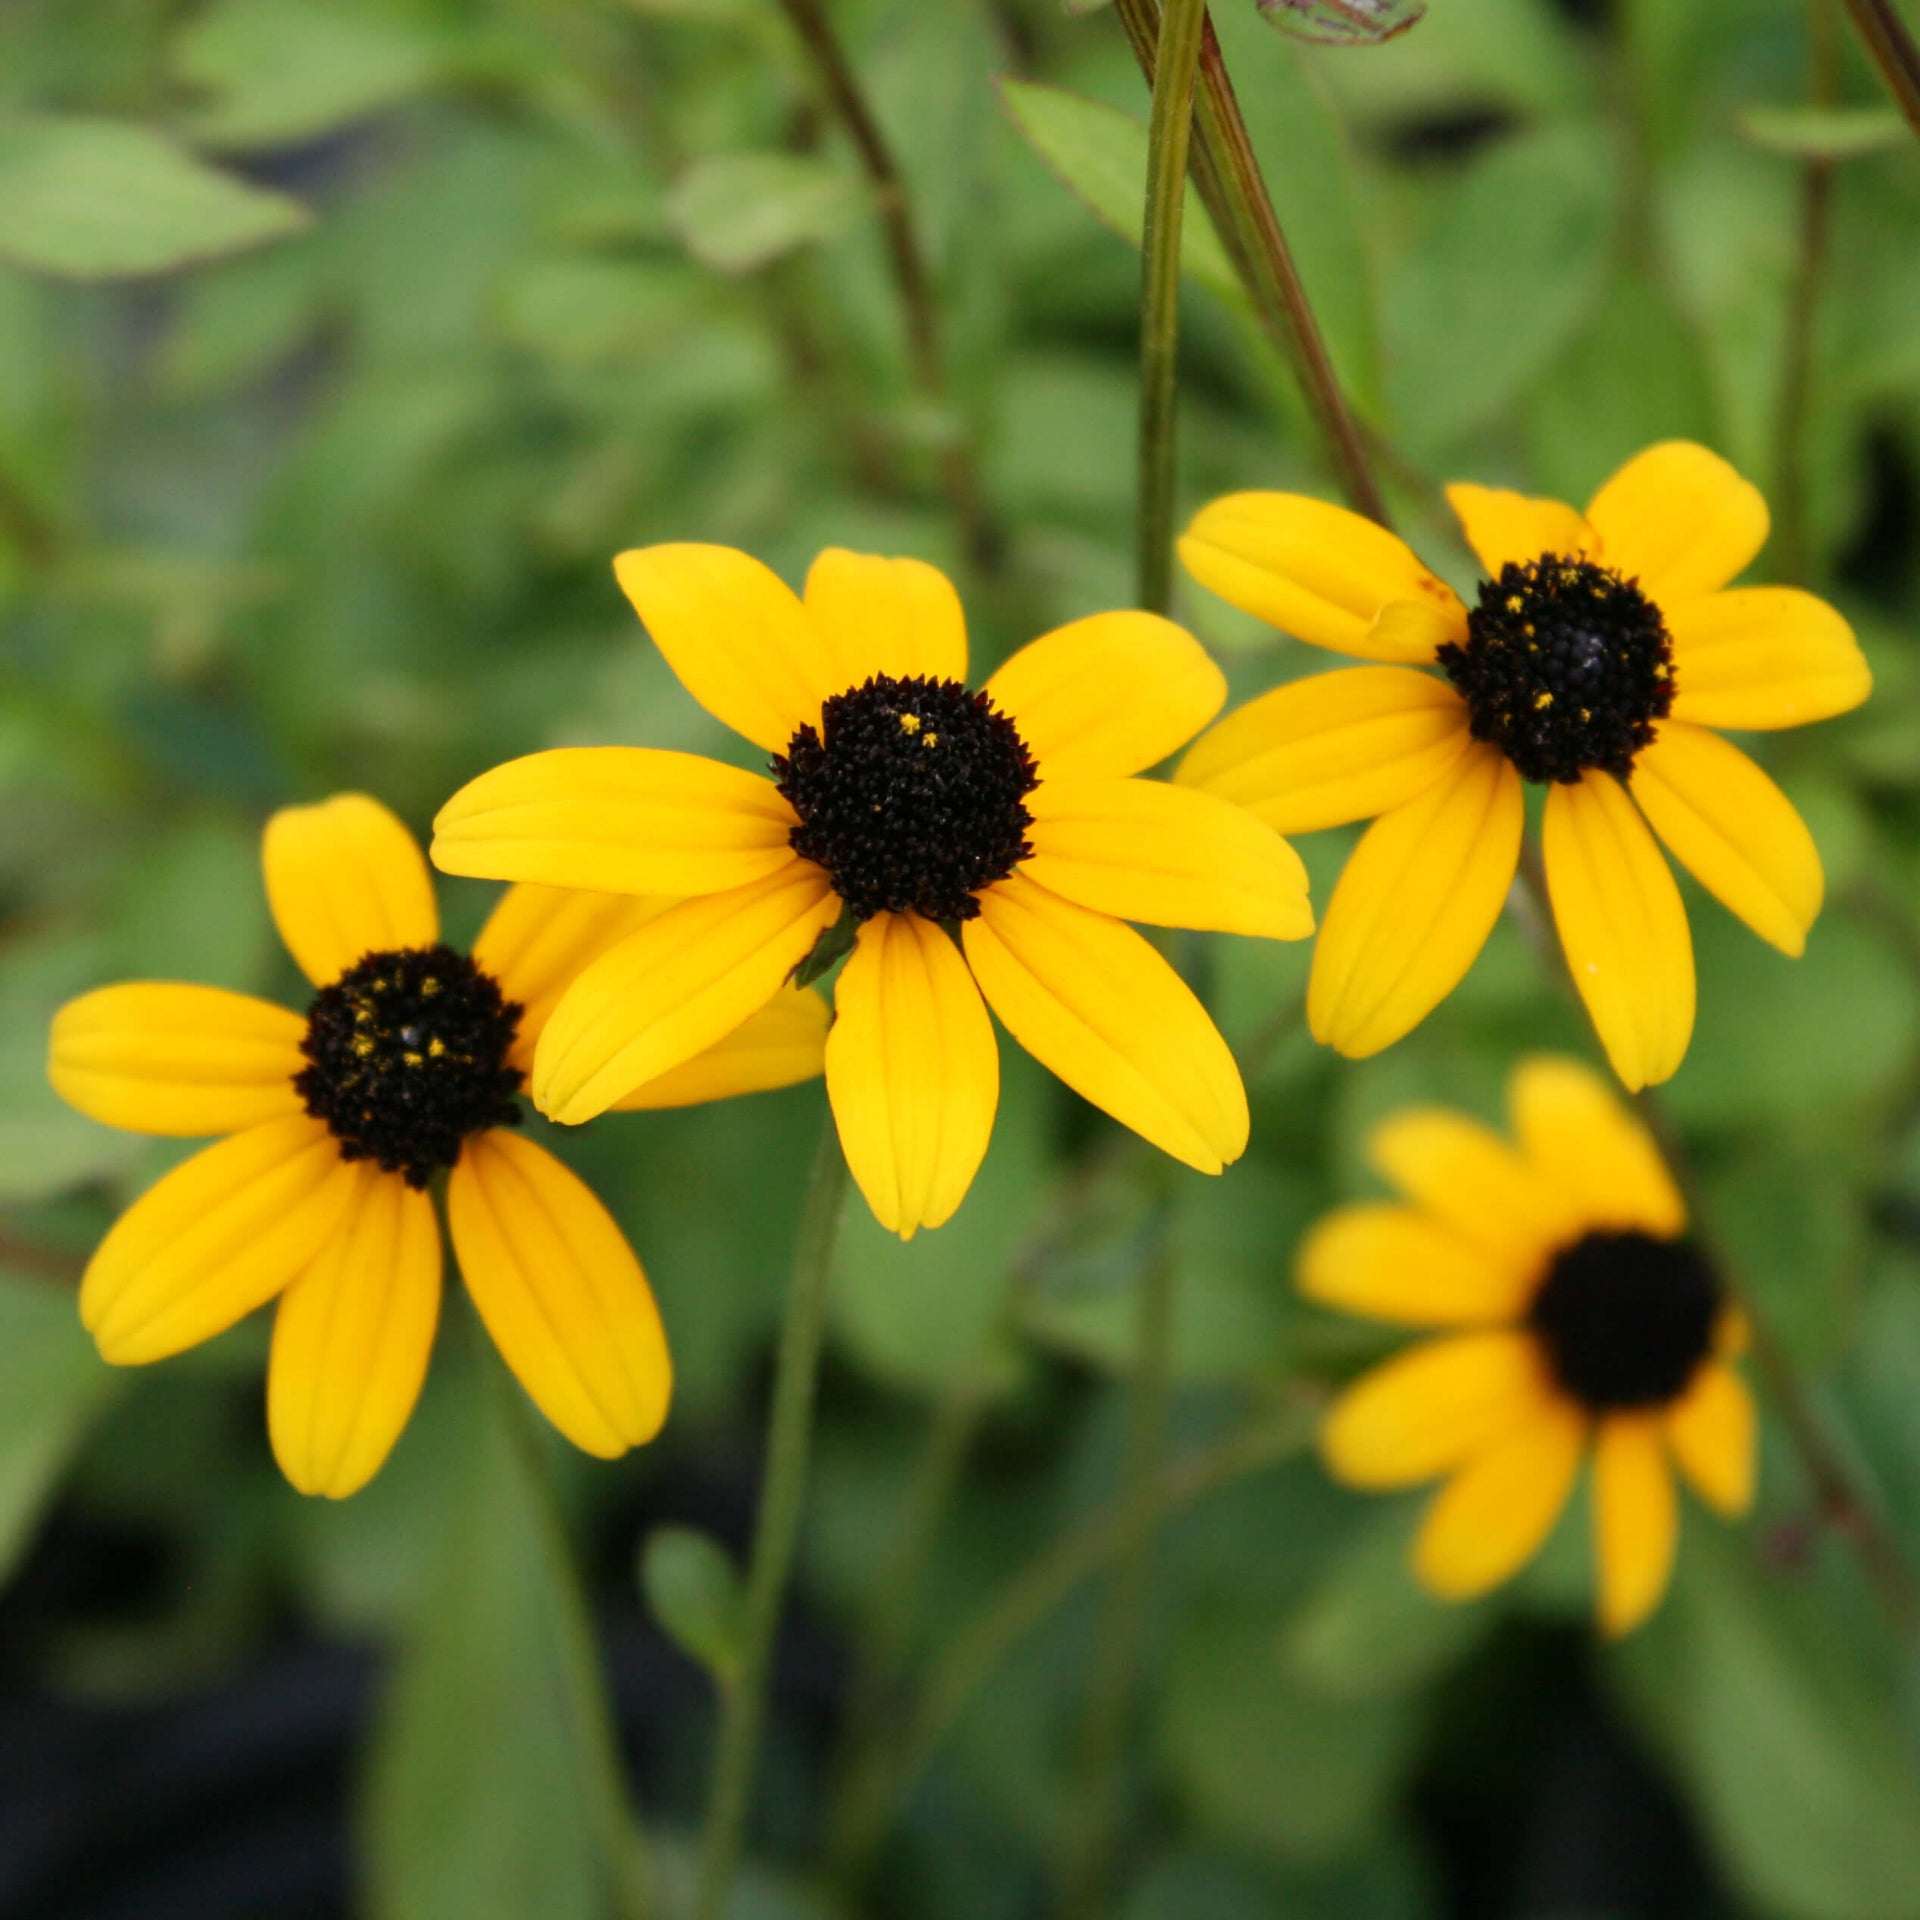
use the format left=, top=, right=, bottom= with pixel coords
left=296, top=944, right=524, bottom=1187
left=1527, top=1229, right=1721, bottom=1411
left=773, top=672, right=1038, bottom=923
left=1437, top=555, right=1675, bottom=784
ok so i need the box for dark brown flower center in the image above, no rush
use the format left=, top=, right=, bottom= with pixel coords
left=1437, top=555, right=1674, bottom=783
left=295, top=945, right=523, bottom=1187
left=772, top=673, right=1038, bottom=923
left=1527, top=1229, right=1722, bottom=1411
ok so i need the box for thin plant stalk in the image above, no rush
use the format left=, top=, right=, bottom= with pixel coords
left=771, top=0, right=995, bottom=564
left=1111, top=0, right=1390, bottom=526
left=693, top=1125, right=851, bottom=1920
left=1509, top=851, right=1919, bottom=1631
left=1838, top=0, right=1920, bottom=139
left=1775, top=0, right=1842, bottom=584
left=1134, top=0, right=1208, bottom=612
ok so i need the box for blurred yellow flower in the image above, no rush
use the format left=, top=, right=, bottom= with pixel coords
left=48, top=793, right=828, bottom=1497
left=1303, top=1055, right=1755, bottom=1637
left=433, top=547, right=1314, bottom=1239
left=1177, top=441, right=1873, bottom=1088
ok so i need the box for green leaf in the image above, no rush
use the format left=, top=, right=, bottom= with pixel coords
left=1160, top=1602, right=1419, bottom=1863
left=641, top=1524, right=747, bottom=1686
left=1257, top=0, right=1426, bottom=46
left=364, top=1347, right=646, bottom=1920
left=1610, top=1526, right=1920, bottom=1920
left=996, top=82, right=1242, bottom=308
left=0, top=116, right=308, bottom=280
left=171, top=0, right=442, bottom=153
left=1384, top=122, right=1616, bottom=456
left=1739, top=106, right=1908, bottom=164
left=0, top=1272, right=119, bottom=1585
left=664, top=153, right=867, bottom=276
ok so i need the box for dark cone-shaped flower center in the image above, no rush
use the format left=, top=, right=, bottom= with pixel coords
left=1527, top=1229, right=1722, bottom=1411
left=1437, top=555, right=1674, bottom=784
left=296, top=944, right=524, bottom=1188
left=772, top=673, right=1038, bottom=923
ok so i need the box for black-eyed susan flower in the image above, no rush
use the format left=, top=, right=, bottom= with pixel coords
left=48, top=794, right=829, bottom=1498
left=1302, top=1054, right=1755, bottom=1636
left=432, top=547, right=1313, bottom=1239
left=1176, top=442, right=1873, bottom=1088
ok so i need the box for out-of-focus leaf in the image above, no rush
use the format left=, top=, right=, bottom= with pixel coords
left=171, top=0, right=442, bottom=153
left=1127, top=1844, right=1429, bottom=1920
left=1611, top=1526, right=1920, bottom=1920
left=665, top=153, right=867, bottom=276
left=996, top=82, right=1242, bottom=306
left=1739, top=106, right=1907, bottom=163
left=364, top=1346, right=646, bottom=1920
left=0, top=117, right=308, bottom=280
left=641, top=1524, right=747, bottom=1686
left=1160, top=1601, right=1419, bottom=1862
left=0, top=1272, right=118, bottom=1586
left=1384, top=123, right=1616, bottom=456
left=1257, top=0, right=1425, bottom=47
left=1280, top=1502, right=1489, bottom=1698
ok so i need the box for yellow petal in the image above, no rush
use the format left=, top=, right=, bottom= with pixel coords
left=1175, top=667, right=1471, bottom=836
left=534, top=862, right=839, bottom=1124
left=50, top=983, right=306, bottom=1136
left=984, top=611, right=1226, bottom=778
left=1666, top=1359, right=1756, bottom=1517
left=1445, top=482, right=1594, bottom=576
left=81, top=1116, right=363, bottom=1365
left=803, top=548, right=967, bottom=684
left=1542, top=772, right=1695, bottom=1092
left=1179, top=491, right=1467, bottom=660
left=1413, top=1397, right=1585, bottom=1601
left=1506, top=1053, right=1685, bottom=1238
left=432, top=747, right=798, bottom=899
left=1668, top=587, right=1872, bottom=731
left=1631, top=723, right=1823, bottom=957
left=1367, top=1107, right=1574, bottom=1270
left=472, top=883, right=672, bottom=1070
left=448, top=1130, right=671, bottom=1457
left=614, top=543, right=857, bottom=754
left=1320, top=1329, right=1554, bottom=1489
left=267, top=1172, right=441, bottom=1499
left=264, top=794, right=439, bottom=988
left=1022, top=776, right=1313, bottom=940
left=1297, top=1203, right=1533, bottom=1326
left=963, top=872, right=1246, bottom=1174
left=1586, top=442, right=1768, bottom=602
left=612, top=982, right=829, bottom=1111
left=1593, top=1412, right=1679, bottom=1636
left=1308, top=742, right=1523, bottom=1059
left=826, top=912, right=998, bottom=1239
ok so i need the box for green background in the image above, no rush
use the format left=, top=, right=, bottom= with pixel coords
left=2, top=0, right=1920, bottom=1914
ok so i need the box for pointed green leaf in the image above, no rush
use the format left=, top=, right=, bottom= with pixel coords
left=0, top=117, right=309, bottom=280
left=641, top=1525, right=748, bottom=1686
left=665, top=154, right=867, bottom=276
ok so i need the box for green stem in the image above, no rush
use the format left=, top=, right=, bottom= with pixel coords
left=1775, top=0, right=1842, bottom=584
left=1057, top=1227, right=1178, bottom=1918
left=1838, top=0, right=1920, bottom=140
left=1111, top=0, right=1390, bottom=526
left=771, top=0, right=997, bottom=567
left=1135, top=0, right=1208, bottom=612
left=1509, top=856, right=1919, bottom=1630
left=492, top=1370, right=653, bottom=1920
left=693, top=1125, right=850, bottom=1920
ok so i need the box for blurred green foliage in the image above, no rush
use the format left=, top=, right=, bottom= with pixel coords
left=3, top=0, right=1920, bottom=1915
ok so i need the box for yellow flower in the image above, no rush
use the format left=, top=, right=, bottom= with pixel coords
left=432, top=547, right=1314, bottom=1239
left=48, top=793, right=829, bottom=1498
left=1176, top=442, right=1873, bottom=1088
left=1303, top=1055, right=1756, bottom=1636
